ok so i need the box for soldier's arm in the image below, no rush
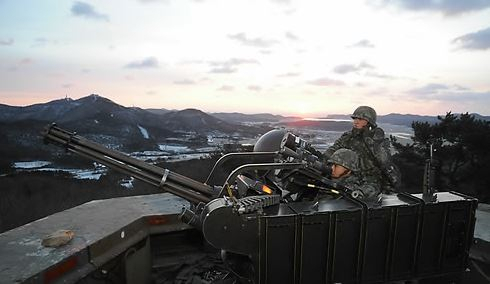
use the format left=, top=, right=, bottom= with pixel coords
left=368, top=127, right=402, bottom=189
left=360, top=182, right=381, bottom=200
left=365, top=128, right=391, bottom=166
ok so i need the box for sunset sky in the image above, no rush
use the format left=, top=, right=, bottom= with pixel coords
left=1, top=0, right=489, bottom=117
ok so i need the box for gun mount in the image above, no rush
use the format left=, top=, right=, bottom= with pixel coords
left=2, top=124, right=477, bottom=283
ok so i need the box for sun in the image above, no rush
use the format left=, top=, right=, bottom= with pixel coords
left=289, top=102, right=311, bottom=118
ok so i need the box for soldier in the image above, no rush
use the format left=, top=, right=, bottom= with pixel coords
left=325, top=106, right=401, bottom=191
left=328, top=148, right=380, bottom=200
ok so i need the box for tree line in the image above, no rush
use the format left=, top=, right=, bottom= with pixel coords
left=391, top=112, right=490, bottom=202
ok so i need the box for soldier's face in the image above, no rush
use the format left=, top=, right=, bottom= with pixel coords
left=331, top=164, right=350, bottom=178
left=353, top=118, right=368, bottom=129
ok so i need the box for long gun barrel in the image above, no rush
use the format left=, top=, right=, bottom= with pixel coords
left=422, top=141, right=438, bottom=201
left=42, top=124, right=215, bottom=204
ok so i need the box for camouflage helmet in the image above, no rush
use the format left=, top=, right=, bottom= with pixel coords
left=351, top=106, right=377, bottom=127
left=328, top=148, right=359, bottom=172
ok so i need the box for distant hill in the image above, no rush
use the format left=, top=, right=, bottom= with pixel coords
left=2, top=95, right=489, bottom=149
left=0, top=95, right=174, bottom=150
left=0, top=95, right=269, bottom=158
left=160, top=109, right=263, bottom=134
left=0, top=94, right=265, bottom=135
left=379, top=113, right=439, bottom=126
left=470, top=113, right=490, bottom=121
left=146, top=108, right=172, bottom=115
left=0, top=95, right=272, bottom=172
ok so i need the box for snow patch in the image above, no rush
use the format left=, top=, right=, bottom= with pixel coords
left=168, top=153, right=210, bottom=162
left=137, top=125, right=150, bottom=139
left=24, top=167, right=106, bottom=180
left=72, top=170, right=103, bottom=180
left=13, top=161, right=51, bottom=169
left=120, top=177, right=134, bottom=189
left=158, top=145, right=191, bottom=153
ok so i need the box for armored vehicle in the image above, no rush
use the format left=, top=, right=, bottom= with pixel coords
left=0, top=124, right=478, bottom=283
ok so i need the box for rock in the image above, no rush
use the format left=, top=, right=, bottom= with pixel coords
left=41, top=230, right=74, bottom=248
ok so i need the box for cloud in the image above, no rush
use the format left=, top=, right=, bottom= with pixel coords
left=33, top=38, right=49, bottom=47
left=407, top=83, right=490, bottom=101
left=125, top=57, right=159, bottom=69
left=307, top=77, right=345, bottom=86
left=228, top=33, right=278, bottom=48
left=331, top=62, right=397, bottom=80
left=271, top=0, right=291, bottom=4
left=260, top=49, right=273, bottom=55
left=0, top=38, right=14, bottom=46
left=452, top=26, right=490, bottom=50
left=349, top=39, right=375, bottom=48
left=218, top=85, right=234, bottom=91
left=31, top=37, right=59, bottom=47
left=333, top=61, right=374, bottom=74
left=248, top=85, right=262, bottom=91
left=453, top=84, right=470, bottom=91
left=209, top=66, right=237, bottom=74
left=333, top=64, right=359, bottom=74
left=210, top=58, right=259, bottom=66
left=71, top=1, right=109, bottom=21
left=408, top=83, right=450, bottom=95
left=174, top=79, right=195, bottom=85
left=285, top=31, right=299, bottom=41
left=6, top=58, right=34, bottom=72
left=277, top=72, right=301, bottom=77
left=364, top=71, right=396, bottom=80
left=375, top=0, right=490, bottom=16
left=208, top=58, right=259, bottom=73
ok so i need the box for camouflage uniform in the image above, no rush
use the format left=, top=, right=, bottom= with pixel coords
left=328, top=148, right=381, bottom=200
left=325, top=106, right=401, bottom=191
left=337, top=173, right=380, bottom=200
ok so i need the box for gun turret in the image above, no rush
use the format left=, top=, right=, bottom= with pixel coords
left=42, top=124, right=215, bottom=204
left=36, top=126, right=477, bottom=284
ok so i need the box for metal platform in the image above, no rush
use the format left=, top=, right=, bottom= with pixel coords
left=0, top=193, right=189, bottom=283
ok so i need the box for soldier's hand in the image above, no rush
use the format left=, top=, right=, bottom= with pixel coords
left=364, top=136, right=375, bottom=146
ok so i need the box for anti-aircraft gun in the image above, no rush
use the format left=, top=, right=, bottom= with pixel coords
left=34, top=125, right=477, bottom=283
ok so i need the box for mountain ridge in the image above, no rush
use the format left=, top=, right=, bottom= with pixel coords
left=0, top=95, right=270, bottom=154
left=2, top=95, right=490, bottom=129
